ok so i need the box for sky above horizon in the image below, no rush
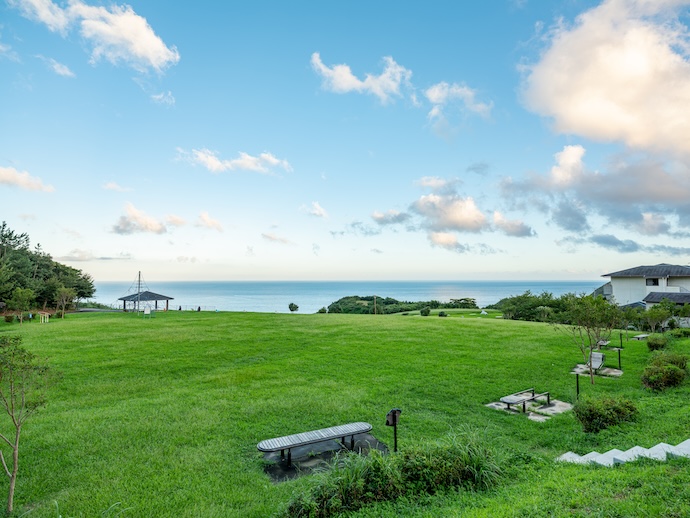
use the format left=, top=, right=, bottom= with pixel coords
left=2, top=0, right=690, bottom=282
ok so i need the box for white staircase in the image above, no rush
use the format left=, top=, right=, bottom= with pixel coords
left=557, top=439, right=690, bottom=467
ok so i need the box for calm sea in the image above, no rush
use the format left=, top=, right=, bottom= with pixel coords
left=93, top=280, right=604, bottom=314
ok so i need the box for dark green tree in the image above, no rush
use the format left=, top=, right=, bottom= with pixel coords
left=288, top=303, right=299, bottom=312
left=8, top=288, right=34, bottom=325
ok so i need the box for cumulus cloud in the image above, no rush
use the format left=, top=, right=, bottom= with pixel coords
left=502, top=143, right=690, bottom=238
left=424, top=81, right=493, bottom=134
left=372, top=209, right=410, bottom=225
left=311, top=52, right=412, bottom=104
left=428, top=232, right=470, bottom=253
left=112, top=203, right=166, bottom=234
left=196, top=211, right=222, bottom=232
left=493, top=211, right=536, bottom=237
left=467, top=162, right=489, bottom=176
left=412, top=193, right=488, bottom=233
left=0, top=166, right=54, bottom=192
left=166, top=214, right=186, bottom=227
left=179, top=148, right=292, bottom=174
left=10, top=0, right=179, bottom=73
left=522, top=0, right=690, bottom=155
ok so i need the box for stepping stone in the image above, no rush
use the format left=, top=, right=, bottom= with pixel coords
left=593, top=449, right=624, bottom=467
left=613, top=446, right=647, bottom=464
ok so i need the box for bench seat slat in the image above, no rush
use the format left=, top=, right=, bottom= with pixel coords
left=257, top=422, right=372, bottom=452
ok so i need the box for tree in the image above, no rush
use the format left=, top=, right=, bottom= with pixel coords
left=558, top=294, right=621, bottom=384
left=288, top=303, right=299, bottom=312
left=0, top=336, right=58, bottom=514
left=56, top=287, right=77, bottom=318
left=8, top=288, right=34, bottom=325
left=644, top=304, right=671, bottom=333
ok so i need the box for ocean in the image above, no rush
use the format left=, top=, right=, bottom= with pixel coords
left=93, top=280, right=604, bottom=314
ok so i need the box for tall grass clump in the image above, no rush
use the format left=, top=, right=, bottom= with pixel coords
left=279, top=430, right=502, bottom=517
left=573, top=396, right=638, bottom=433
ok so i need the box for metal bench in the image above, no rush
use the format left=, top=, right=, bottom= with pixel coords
left=588, top=351, right=605, bottom=372
left=500, top=388, right=550, bottom=413
left=257, top=422, right=372, bottom=467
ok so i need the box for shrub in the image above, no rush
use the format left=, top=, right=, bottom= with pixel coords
left=280, top=432, right=502, bottom=517
left=670, top=327, right=690, bottom=338
left=420, top=307, right=431, bottom=317
left=573, top=396, right=638, bottom=433
left=438, top=311, right=448, bottom=317
left=3, top=315, right=14, bottom=324
left=641, top=364, right=686, bottom=391
left=317, top=307, right=327, bottom=314
left=647, top=334, right=667, bottom=351
left=650, top=351, right=688, bottom=371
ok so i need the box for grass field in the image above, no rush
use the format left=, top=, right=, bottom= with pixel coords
left=1, top=310, right=689, bottom=517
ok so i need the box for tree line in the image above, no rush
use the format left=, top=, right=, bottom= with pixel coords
left=327, top=295, right=478, bottom=315
left=0, top=222, right=95, bottom=317
left=487, top=290, right=689, bottom=332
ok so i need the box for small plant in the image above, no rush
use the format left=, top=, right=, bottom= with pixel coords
left=420, top=307, right=431, bottom=317
left=670, top=327, right=690, bottom=338
left=438, top=311, right=448, bottom=317
left=641, top=364, right=686, bottom=391
left=647, top=334, right=667, bottom=351
left=288, top=303, right=299, bottom=313
left=3, top=316, right=14, bottom=324
left=573, top=396, right=638, bottom=433
left=317, top=307, right=327, bottom=314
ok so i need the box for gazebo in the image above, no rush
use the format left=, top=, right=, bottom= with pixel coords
left=118, top=291, right=174, bottom=312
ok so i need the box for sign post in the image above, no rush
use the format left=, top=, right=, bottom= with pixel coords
left=385, top=408, right=402, bottom=452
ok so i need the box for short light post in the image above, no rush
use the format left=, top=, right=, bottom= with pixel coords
left=385, top=408, right=402, bottom=452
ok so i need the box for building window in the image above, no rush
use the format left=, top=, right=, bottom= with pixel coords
left=646, top=278, right=659, bottom=286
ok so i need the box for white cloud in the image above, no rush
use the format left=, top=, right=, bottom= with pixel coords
left=425, top=81, right=493, bottom=116
left=103, top=181, right=131, bottom=192
left=0, top=166, right=54, bottom=192
left=151, top=91, right=175, bottom=105
left=311, top=52, right=412, bottom=104
left=428, top=232, right=470, bottom=253
left=262, top=232, right=292, bottom=244
left=180, top=148, right=292, bottom=174
left=11, top=0, right=179, bottom=73
left=493, top=211, right=536, bottom=237
left=36, top=55, right=75, bottom=77
left=549, top=145, right=586, bottom=186
left=372, top=209, right=410, bottom=225
left=9, top=0, right=70, bottom=33
left=112, top=203, right=166, bottom=234
left=412, top=193, right=488, bottom=232
left=196, top=211, right=222, bottom=232
left=308, top=201, right=328, bottom=219
left=523, top=0, right=690, bottom=155
left=636, top=212, right=671, bottom=235
left=166, top=214, right=186, bottom=227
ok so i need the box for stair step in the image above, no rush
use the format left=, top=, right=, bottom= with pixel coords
left=645, top=443, right=676, bottom=461
left=556, top=452, right=583, bottom=463
left=613, top=446, right=647, bottom=464
left=593, top=449, right=624, bottom=467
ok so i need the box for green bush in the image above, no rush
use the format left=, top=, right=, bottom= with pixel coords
left=280, top=432, right=502, bottom=517
left=641, top=364, right=686, bottom=391
left=317, top=307, right=327, bottom=314
left=647, top=334, right=667, bottom=351
left=438, top=311, right=448, bottom=317
left=669, top=327, right=690, bottom=338
left=3, top=315, right=15, bottom=323
left=420, top=307, right=431, bottom=317
left=573, top=396, right=638, bottom=433
left=650, top=351, right=688, bottom=371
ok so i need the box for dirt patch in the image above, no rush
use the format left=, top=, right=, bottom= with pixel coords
left=260, top=432, right=388, bottom=482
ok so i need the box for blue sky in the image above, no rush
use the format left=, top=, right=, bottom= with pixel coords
left=2, top=0, right=690, bottom=282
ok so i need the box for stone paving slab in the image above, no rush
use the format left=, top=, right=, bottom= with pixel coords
left=571, top=363, right=623, bottom=377
left=486, top=397, right=573, bottom=422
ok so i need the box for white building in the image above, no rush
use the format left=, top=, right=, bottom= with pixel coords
left=599, top=264, right=690, bottom=308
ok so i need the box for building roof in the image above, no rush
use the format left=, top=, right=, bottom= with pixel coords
left=643, top=292, right=690, bottom=304
left=603, top=264, right=690, bottom=278
left=118, top=291, right=174, bottom=302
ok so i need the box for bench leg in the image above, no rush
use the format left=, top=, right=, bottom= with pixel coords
left=287, top=449, right=292, bottom=467
left=280, top=449, right=284, bottom=460
left=350, top=435, right=355, bottom=449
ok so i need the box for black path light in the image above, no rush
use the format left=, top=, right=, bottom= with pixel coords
left=385, top=408, right=402, bottom=452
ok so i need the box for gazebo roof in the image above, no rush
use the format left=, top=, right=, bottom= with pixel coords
left=118, top=291, right=174, bottom=302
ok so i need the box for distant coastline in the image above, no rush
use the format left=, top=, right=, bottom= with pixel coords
left=93, top=280, right=603, bottom=314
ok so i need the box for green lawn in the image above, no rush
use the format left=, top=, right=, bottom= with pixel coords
left=1, top=311, right=689, bottom=517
